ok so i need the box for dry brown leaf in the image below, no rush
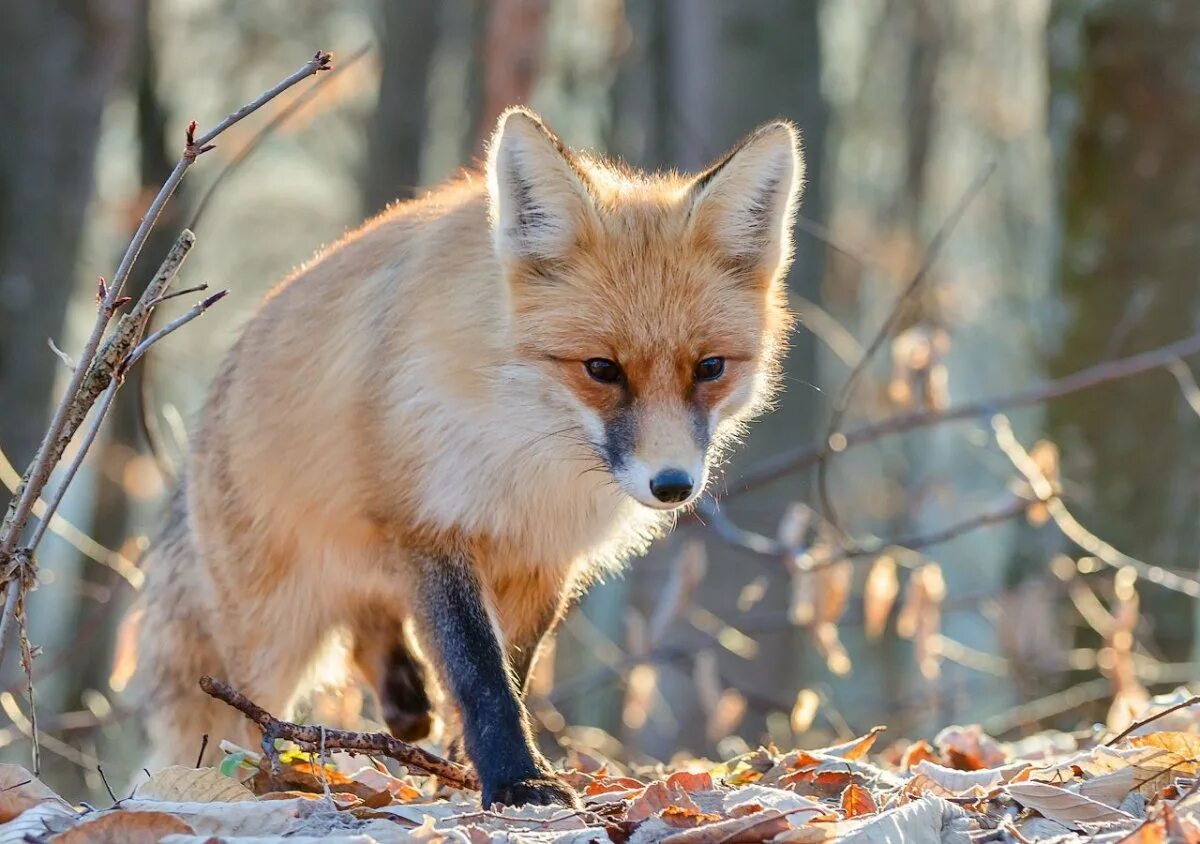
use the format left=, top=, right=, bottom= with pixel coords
left=626, top=780, right=701, bottom=823
left=1116, top=819, right=1168, bottom=844
left=900, top=740, right=938, bottom=771
left=1131, top=732, right=1200, bottom=760
left=1079, top=748, right=1192, bottom=804
left=0, top=802, right=78, bottom=843
left=813, top=622, right=852, bottom=676
left=862, top=556, right=899, bottom=640
left=49, top=811, right=193, bottom=843
left=665, top=771, right=715, bottom=793
left=660, top=804, right=722, bottom=829
left=773, top=825, right=837, bottom=843
left=935, top=724, right=1007, bottom=769
left=1006, top=781, right=1135, bottom=830
left=839, top=783, right=877, bottom=818
left=132, top=765, right=256, bottom=803
left=584, top=775, right=646, bottom=796
left=791, top=689, right=820, bottom=735
left=0, top=765, right=72, bottom=824
left=816, top=561, right=853, bottom=625
left=660, top=808, right=790, bottom=844
left=910, top=759, right=1013, bottom=796
left=819, top=726, right=887, bottom=761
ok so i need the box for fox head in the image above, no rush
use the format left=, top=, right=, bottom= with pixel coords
left=486, top=108, right=802, bottom=511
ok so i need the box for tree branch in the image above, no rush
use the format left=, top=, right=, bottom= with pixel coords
left=815, top=163, right=996, bottom=531
left=728, top=328, right=1200, bottom=497
left=0, top=49, right=333, bottom=676
left=199, top=675, right=479, bottom=791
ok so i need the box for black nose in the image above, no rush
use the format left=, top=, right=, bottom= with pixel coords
left=649, top=468, right=694, bottom=503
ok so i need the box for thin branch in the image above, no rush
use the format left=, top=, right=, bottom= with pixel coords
left=1103, top=694, right=1200, bottom=747
left=0, top=445, right=140, bottom=587
left=816, top=162, right=996, bottom=532
left=188, top=45, right=368, bottom=232
left=199, top=676, right=479, bottom=791
left=729, top=328, right=1200, bottom=497
left=0, top=49, right=331, bottom=675
left=23, top=382, right=118, bottom=553
left=993, top=415, right=1200, bottom=598
left=694, top=495, right=1028, bottom=570
left=1169, top=358, right=1200, bottom=420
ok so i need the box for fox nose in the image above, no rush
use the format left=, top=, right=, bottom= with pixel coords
left=649, top=468, right=694, bottom=503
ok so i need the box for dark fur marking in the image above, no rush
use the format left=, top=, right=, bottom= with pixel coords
left=415, top=554, right=573, bottom=807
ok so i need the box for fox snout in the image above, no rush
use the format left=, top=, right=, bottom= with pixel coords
left=649, top=468, right=694, bottom=503
left=599, top=402, right=710, bottom=510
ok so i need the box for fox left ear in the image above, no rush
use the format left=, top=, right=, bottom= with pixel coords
left=689, top=121, right=804, bottom=281
left=486, top=107, right=598, bottom=267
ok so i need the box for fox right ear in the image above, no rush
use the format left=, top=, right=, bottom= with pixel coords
left=486, top=108, right=597, bottom=266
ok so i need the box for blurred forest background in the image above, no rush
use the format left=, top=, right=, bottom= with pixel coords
left=4, top=0, right=1200, bottom=802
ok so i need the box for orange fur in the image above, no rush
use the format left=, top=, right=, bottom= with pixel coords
left=129, top=108, right=804, bottom=771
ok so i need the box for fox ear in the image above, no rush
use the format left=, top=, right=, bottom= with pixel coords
left=486, top=107, right=597, bottom=266
left=689, top=121, right=804, bottom=280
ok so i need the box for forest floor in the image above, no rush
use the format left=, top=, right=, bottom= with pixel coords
left=3, top=687, right=1200, bottom=842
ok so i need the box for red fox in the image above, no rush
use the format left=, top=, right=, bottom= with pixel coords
left=131, top=107, right=802, bottom=807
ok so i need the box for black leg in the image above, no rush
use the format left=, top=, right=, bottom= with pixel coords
left=379, top=638, right=433, bottom=741
left=415, top=553, right=578, bottom=808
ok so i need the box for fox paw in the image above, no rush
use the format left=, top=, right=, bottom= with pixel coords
left=485, top=775, right=580, bottom=809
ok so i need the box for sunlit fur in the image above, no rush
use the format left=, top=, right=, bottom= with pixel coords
left=131, top=108, right=803, bottom=769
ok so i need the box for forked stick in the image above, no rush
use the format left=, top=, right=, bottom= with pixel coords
left=199, top=675, right=479, bottom=791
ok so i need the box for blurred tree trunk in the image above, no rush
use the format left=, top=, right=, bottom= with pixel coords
left=475, top=0, right=549, bottom=154
left=0, top=0, right=137, bottom=477
left=363, top=0, right=440, bottom=215
left=1050, top=1, right=1200, bottom=664
left=817, top=0, right=1055, bottom=734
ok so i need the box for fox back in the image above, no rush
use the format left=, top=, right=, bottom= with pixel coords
left=131, top=108, right=803, bottom=808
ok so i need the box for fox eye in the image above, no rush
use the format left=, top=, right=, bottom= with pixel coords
left=585, top=358, right=623, bottom=384
left=694, top=357, right=725, bottom=381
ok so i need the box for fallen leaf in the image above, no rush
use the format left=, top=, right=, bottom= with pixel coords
left=935, top=724, right=1007, bottom=769
left=133, top=765, right=256, bottom=803
left=665, top=771, right=715, bottom=793
left=837, top=796, right=964, bottom=843
left=1116, top=818, right=1168, bottom=844
left=660, top=804, right=722, bottom=829
left=1130, top=732, right=1200, bottom=762
left=0, top=801, right=77, bottom=843
left=1006, top=781, right=1134, bottom=830
left=626, top=780, right=701, bottom=823
left=840, top=783, right=877, bottom=818
left=0, top=765, right=72, bottom=823
left=49, top=810, right=193, bottom=843
left=900, top=740, right=937, bottom=771
left=818, top=726, right=887, bottom=761
left=660, top=808, right=790, bottom=844
left=911, top=760, right=1007, bottom=796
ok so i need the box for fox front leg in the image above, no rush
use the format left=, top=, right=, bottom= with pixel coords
left=414, top=553, right=579, bottom=809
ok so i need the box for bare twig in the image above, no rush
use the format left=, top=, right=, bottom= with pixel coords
left=199, top=675, right=479, bottom=791
left=1169, top=358, right=1200, bottom=420
left=0, top=49, right=332, bottom=675
left=138, top=46, right=366, bottom=480
left=816, top=162, right=996, bottom=531
left=993, top=415, right=1200, bottom=598
left=729, top=328, right=1200, bottom=497
left=1103, top=694, right=1200, bottom=747
left=0, top=446, right=139, bottom=586
left=694, top=495, right=1028, bottom=570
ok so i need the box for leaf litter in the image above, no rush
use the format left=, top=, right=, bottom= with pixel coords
left=5, top=687, right=1200, bottom=841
